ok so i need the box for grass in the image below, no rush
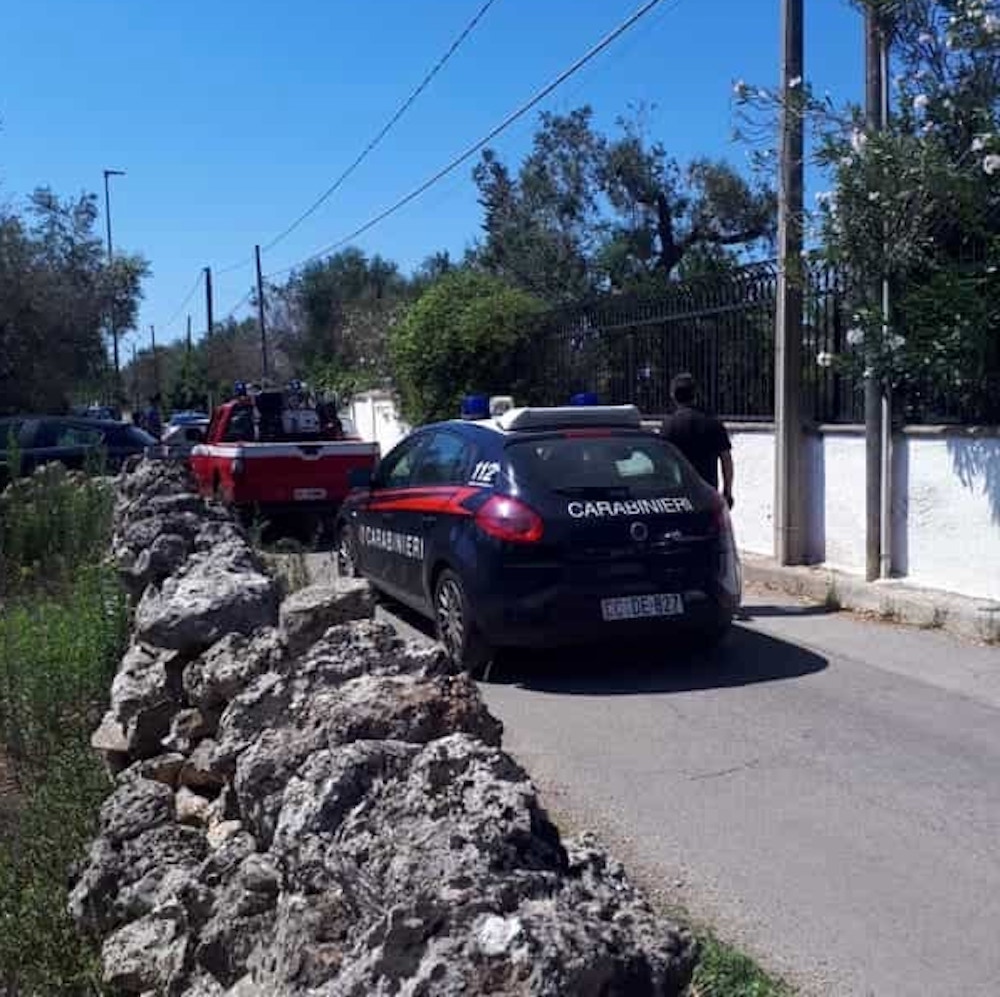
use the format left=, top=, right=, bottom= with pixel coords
left=0, top=463, right=126, bottom=995
left=691, top=933, right=794, bottom=997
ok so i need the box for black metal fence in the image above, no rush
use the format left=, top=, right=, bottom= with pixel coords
left=517, top=261, right=1000, bottom=425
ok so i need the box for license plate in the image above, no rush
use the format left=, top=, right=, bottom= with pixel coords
left=293, top=487, right=327, bottom=501
left=600, top=593, right=683, bottom=622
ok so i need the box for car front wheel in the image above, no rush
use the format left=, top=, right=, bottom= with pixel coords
left=433, top=569, right=493, bottom=677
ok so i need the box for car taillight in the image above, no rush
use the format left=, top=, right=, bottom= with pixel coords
left=475, top=495, right=544, bottom=544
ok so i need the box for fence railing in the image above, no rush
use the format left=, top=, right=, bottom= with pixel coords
left=517, top=261, right=1000, bottom=425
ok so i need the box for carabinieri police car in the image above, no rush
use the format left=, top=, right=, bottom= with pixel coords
left=336, top=396, right=741, bottom=673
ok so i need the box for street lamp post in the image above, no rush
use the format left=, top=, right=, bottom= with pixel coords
left=103, top=169, right=126, bottom=397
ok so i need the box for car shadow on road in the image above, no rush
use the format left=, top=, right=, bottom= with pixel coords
left=491, top=625, right=828, bottom=696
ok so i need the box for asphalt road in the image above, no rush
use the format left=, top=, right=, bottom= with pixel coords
left=372, top=585, right=1000, bottom=996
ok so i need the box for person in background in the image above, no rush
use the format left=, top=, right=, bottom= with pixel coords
left=144, top=395, right=163, bottom=439
left=660, top=372, right=734, bottom=509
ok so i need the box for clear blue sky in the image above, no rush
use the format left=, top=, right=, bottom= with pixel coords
left=2, top=0, right=862, bottom=350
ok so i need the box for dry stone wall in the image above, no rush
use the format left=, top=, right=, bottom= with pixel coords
left=70, top=458, right=697, bottom=996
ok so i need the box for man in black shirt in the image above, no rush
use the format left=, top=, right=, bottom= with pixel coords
left=661, top=373, right=734, bottom=508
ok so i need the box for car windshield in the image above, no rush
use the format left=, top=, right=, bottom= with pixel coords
left=505, top=434, right=695, bottom=497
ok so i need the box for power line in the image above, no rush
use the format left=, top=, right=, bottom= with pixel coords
left=163, top=270, right=204, bottom=331
left=266, top=0, right=677, bottom=279
left=217, top=288, right=254, bottom=324
left=261, top=0, right=500, bottom=255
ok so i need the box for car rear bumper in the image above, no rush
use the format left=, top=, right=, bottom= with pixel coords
left=475, top=584, right=738, bottom=649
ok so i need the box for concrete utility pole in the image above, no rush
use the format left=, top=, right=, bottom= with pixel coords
left=774, top=0, right=806, bottom=565
left=204, top=266, right=214, bottom=338
left=865, top=6, right=890, bottom=581
left=255, top=245, right=269, bottom=383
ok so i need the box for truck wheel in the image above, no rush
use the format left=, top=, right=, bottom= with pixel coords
left=336, top=525, right=361, bottom=578
left=434, top=569, right=493, bottom=678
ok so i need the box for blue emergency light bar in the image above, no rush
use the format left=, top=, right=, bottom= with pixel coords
left=570, top=392, right=599, bottom=406
left=461, top=394, right=490, bottom=419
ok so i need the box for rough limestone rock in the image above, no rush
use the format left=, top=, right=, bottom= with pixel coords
left=135, top=549, right=278, bottom=655
left=183, top=629, right=287, bottom=715
left=102, top=642, right=186, bottom=759
left=71, top=460, right=697, bottom=996
left=278, top=580, right=375, bottom=655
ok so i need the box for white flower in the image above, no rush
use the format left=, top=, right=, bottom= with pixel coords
left=816, top=351, right=835, bottom=368
left=983, top=154, right=1000, bottom=175
left=846, top=327, right=865, bottom=347
left=850, top=128, right=868, bottom=153
left=913, top=94, right=930, bottom=112
left=841, top=155, right=855, bottom=168
left=868, top=191, right=881, bottom=202
left=918, top=31, right=935, bottom=44
left=972, top=135, right=988, bottom=152
left=888, top=334, right=905, bottom=352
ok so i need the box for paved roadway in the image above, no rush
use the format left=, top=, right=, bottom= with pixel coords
left=370, top=580, right=1000, bottom=997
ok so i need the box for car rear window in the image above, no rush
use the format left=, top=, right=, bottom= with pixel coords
left=505, top=434, right=695, bottom=496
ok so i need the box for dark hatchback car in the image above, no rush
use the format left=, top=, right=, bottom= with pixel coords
left=336, top=404, right=741, bottom=672
left=0, top=416, right=156, bottom=483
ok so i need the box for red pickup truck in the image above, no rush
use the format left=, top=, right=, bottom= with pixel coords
left=190, top=391, right=379, bottom=517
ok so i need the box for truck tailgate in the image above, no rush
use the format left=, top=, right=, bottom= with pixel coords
left=220, top=441, right=378, bottom=504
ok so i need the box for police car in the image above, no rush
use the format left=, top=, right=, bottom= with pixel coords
left=336, top=395, right=741, bottom=672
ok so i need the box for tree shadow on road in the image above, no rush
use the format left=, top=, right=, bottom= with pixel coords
left=491, top=625, right=828, bottom=696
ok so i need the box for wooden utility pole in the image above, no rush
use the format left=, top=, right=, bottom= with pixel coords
left=864, top=7, right=890, bottom=581
left=204, top=266, right=214, bottom=338
left=186, top=315, right=192, bottom=356
left=255, top=244, right=269, bottom=383
left=774, top=0, right=806, bottom=565
left=150, top=324, right=161, bottom=403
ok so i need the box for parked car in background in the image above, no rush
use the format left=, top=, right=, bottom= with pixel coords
left=0, top=415, right=156, bottom=484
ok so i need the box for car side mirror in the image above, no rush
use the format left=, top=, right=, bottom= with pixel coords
left=184, top=427, right=205, bottom=443
left=348, top=467, right=374, bottom=490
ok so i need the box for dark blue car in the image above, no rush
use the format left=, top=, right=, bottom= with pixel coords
left=336, top=404, right=741, bottom=672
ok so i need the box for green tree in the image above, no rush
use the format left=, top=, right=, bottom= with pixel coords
left=737, top=0, right=1000, bottom=415
left=473, top=107, right=775, bottom=302
left=390, top=271, right=544, bottom=423
left=0, top=188, right=149, bottom=414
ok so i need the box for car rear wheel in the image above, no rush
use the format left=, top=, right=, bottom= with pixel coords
left=434, top=569, right=493, bottom=677
left=336, top=524, right=361, bottom=578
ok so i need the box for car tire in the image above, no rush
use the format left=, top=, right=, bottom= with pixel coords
left=336, top=524, right=361, bottom=579
left=433, top=569, right=493, bottom=678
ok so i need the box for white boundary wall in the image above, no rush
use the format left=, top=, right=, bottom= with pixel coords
left=349, top=390, right=411, bottom=457
left=728, top=424, right=1000, bottom=602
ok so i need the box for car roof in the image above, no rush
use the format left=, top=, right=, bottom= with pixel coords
left=424, top=405, right=646, bottom=439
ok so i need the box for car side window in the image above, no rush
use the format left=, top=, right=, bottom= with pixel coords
left=375, top=435, right=424, bottom=489
left=411, top=431, right=475, bottom=486
left=34, top=422, right=103, bottom=448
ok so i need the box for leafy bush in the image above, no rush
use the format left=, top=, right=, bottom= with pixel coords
left=389, top=271, right=544, bottom=423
